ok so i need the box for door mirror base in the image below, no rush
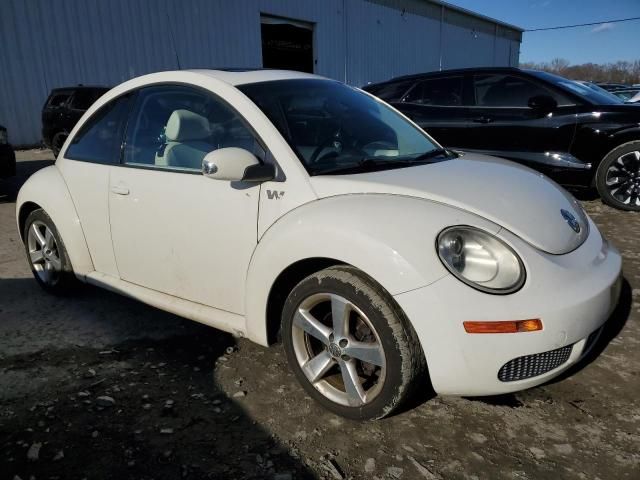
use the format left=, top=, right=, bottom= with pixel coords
left=242, top=163, right=276, bottom=182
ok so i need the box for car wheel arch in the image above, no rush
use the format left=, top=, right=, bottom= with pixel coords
left=244, top=195, right=460, bottom=347
left=602, top=129, right=640, bottom=159
left=264, top=257, right=347, bottom=345
left=18, top=201, right=42, bottom=241
left=595, top=137, right=640, bottom=180
left=245, top=235, right=429, bottom=348
left=16, top=166, right=94, bottom=277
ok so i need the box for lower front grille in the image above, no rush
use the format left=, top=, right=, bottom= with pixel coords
left=498, top=345, right=573, bottom=382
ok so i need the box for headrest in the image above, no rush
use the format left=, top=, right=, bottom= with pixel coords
left=165, top=109, right=211, bottom=142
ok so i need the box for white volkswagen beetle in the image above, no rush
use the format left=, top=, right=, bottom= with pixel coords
left=17, top=70, right=622, bottom=419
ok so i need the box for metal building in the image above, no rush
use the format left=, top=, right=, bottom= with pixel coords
left=0, top=0, right=522, bottom=146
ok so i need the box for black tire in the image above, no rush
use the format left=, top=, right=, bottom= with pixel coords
left=51, top=132, right=68, bottom=158
left=23, top=209, right=79, bottom=294
left=595, top=140, right=640, bottom=211
left=282, top=265, right=427, bottom=420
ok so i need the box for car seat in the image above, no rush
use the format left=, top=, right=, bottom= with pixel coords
left=155, top=109, right=212, bottom=169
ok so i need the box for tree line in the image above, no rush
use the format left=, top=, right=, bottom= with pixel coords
left=519, top=58, right=640, bottom=85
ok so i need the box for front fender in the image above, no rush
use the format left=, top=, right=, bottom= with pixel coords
left=16, top=165, right=93, bottom=277
left=245, top=194, right=500, bottom=345
left=607, top=126, right=640, bottom=148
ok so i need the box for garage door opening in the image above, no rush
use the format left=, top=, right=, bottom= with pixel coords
left=261, top=15, right=314, bottom=73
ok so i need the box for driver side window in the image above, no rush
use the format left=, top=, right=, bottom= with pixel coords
left=123, top=85, right=260, bottom=171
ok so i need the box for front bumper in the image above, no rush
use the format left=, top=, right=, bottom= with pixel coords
left=394, top=218, right=622, bottom=396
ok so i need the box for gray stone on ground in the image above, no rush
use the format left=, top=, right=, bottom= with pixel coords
left=96, top=396, right=116, bottom=407
left=27, top=442, right=41, bottom=461
left=365, top=457, right=376, bottom=473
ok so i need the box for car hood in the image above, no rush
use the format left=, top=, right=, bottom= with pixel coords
left=309, top=154, right=589, bottom=255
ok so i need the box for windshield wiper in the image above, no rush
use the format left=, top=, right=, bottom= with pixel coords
left=411, top=148, right=454, bottom=162
left=310, top=148, right=454, bottom=176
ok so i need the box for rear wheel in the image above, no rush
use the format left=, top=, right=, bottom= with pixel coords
left=282, top=266, right=426, bottom=420
left=23, top=209, right=78, bottom=294
left=596, top=141, right=640, bottom=211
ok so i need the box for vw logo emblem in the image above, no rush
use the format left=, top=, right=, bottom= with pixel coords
left=561, top=209, right=581, bottom=234
left=328, top=343, right=342, bottom=358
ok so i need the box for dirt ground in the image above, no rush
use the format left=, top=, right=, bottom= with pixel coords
left=1, top=150, right=639, bottom=480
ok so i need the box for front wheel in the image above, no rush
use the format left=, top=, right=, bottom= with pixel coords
left=23, top=209, right=78, bottom=294
left=282, top=266, right=426, bottom=420
left=596, top=141, right=640, bottom=211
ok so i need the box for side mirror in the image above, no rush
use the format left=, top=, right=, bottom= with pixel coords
left=528, top=95, right=557, bottom=113
left=202, top=147, right=275, bottom=182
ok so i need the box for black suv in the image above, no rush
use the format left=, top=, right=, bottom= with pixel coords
left=364, top=67, right=640, bottom=211
left=42, top=85, right=109, bottom=156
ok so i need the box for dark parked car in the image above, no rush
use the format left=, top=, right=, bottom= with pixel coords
left=42, top=85, right=109, bottom=156
left=596, top=83, right=629, bottom=92
left=610, top=88, right=640, bottom=103
left=0, top=124, right=16, bottom=179
left=363, top=67, right=640, bottom=211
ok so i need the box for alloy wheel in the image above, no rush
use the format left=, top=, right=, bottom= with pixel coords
left=605, top=150, right=640, bottom=207
left=291, top=293, right=386, bottom=407
left=27, top=220, right=62, bottom=286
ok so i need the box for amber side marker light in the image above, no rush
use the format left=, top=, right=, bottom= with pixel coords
left=463, top=319, right=543, bottom=334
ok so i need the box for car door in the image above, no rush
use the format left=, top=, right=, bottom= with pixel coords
left=108, top=84, right=263, bottom=314
left=57, top=94, right=132, bottom=277
left=466, top=72, right=578, bottom=174
left=392, top=74, right=473, bottom=149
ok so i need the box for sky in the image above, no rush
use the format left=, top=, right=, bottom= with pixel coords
left=445, top=0, right=640, bottom=65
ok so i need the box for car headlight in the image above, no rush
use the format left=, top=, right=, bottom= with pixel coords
left=0, top=130, right=7, bottom=145
left=437, top=226, right=525, bottom=294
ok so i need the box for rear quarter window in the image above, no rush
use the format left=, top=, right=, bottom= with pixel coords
left=65, top=95, right=130, bottom=164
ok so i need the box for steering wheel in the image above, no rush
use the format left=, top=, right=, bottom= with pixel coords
left=309, top=127, right=344, bottom=164
left=309, top=128, right=370, bottom=164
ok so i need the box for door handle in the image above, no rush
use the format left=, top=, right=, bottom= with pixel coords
left=472, top=116, right=493, bottom=124
left=111, top=184, right=130, bottom=195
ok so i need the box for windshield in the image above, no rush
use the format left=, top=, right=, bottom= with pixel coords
left=527, top=70, right=623, bottom=105
left=239, top=79, right=448, bottom=175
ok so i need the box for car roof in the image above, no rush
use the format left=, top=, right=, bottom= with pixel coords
left=186, top=68, right=321, bottom=85
left=369, top=66, right=527, bottom=86
left=50, top=85, right=110, bottom=93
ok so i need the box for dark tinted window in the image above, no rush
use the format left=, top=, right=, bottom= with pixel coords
left=403, top=76, right=464, bottom=106
left=365, top=80, right=414, bottom=101
left=65, top=95, right=129, bottom=164
left=47, top=93, right=71, bottom=108
left=474, top=74, right=569, bottom=107
left=528, top=71, right=621, bottom=105
left=124, top=85, right=258, bottom=171
left=69, top=89, right=108, bottom=110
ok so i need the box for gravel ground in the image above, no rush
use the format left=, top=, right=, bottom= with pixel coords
left=1, top=150, right=639, bottom=480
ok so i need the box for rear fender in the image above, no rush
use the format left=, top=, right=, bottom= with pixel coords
left=16, top=165, right=93, bottom=278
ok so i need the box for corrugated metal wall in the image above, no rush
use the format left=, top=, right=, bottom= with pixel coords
left=0, top=0, right=521, bottom=145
